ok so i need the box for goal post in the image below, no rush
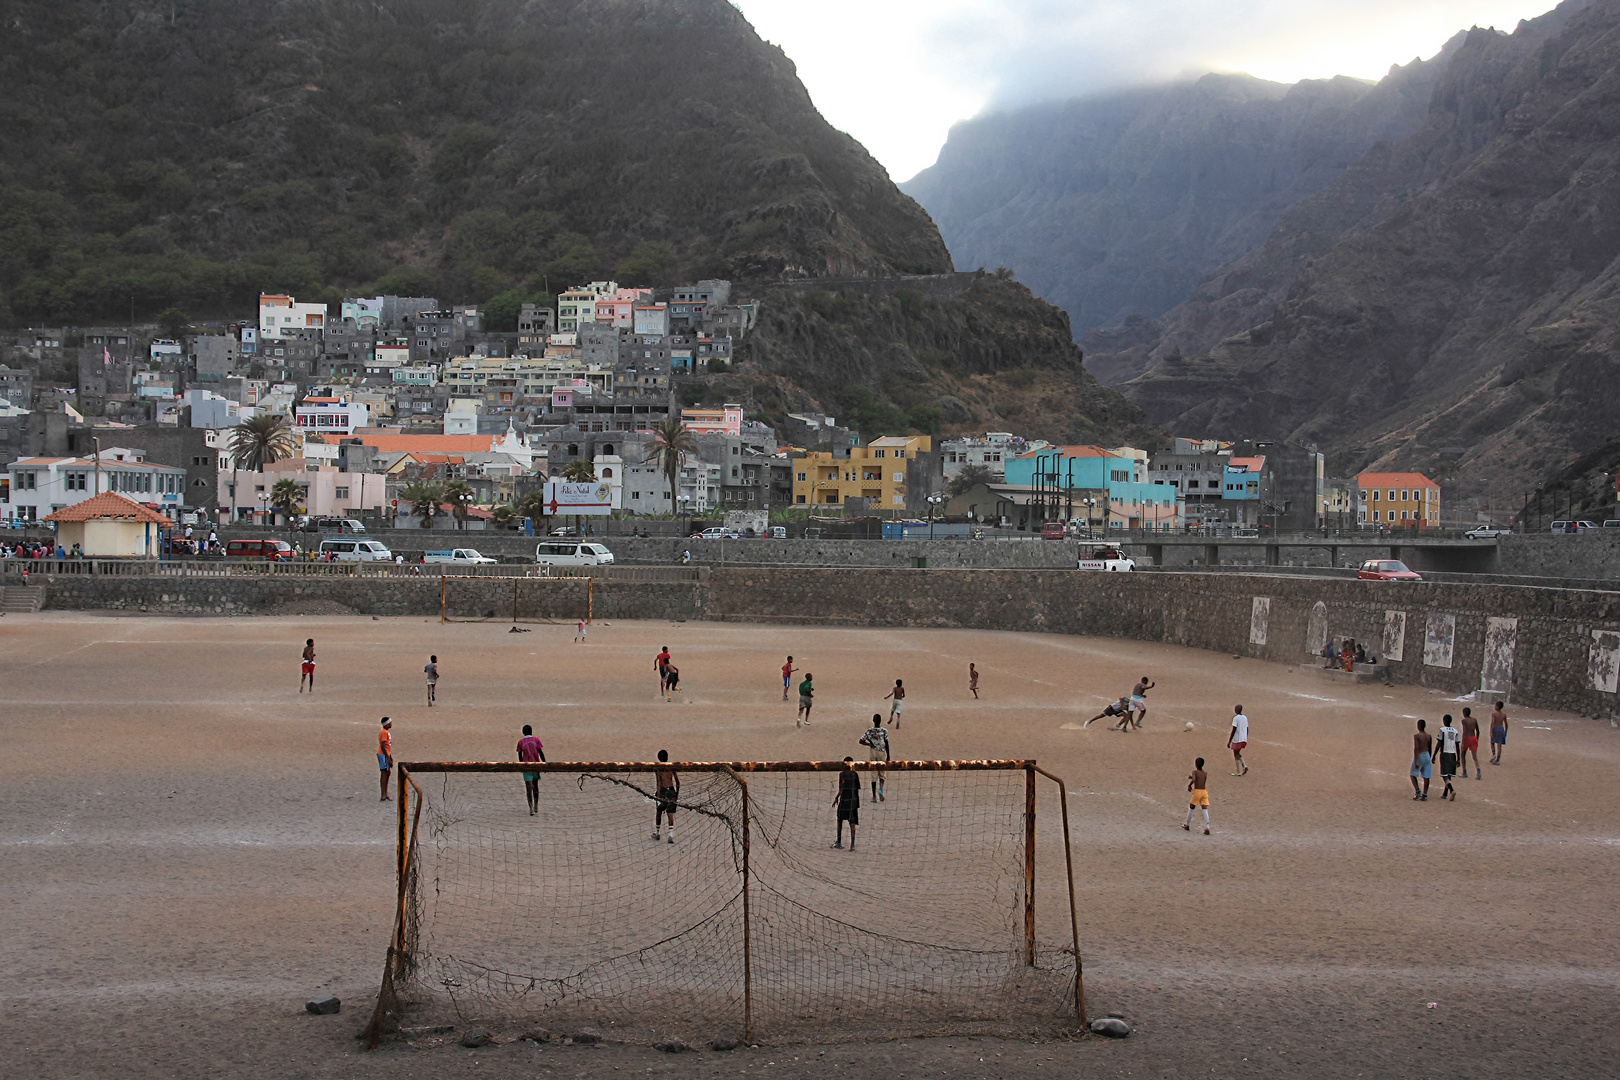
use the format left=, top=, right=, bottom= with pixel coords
left=366, top=759, right=1082, bottom=1047
left=438, top=573, right=589, bottom=624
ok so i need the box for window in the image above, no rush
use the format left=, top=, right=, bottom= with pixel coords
left=1387, top=490, right=1396, bottom=501
left=893, top=473, right=903, bottom=483
left=896, top=449, right=907, bottom=459
left=873, top=449, right=885, bottom=459
left=335, top=486, right=350, bottom=499
left=1401, top=490, right=1409, bottom=501
left=1359, top=489, right=1368, bottom=502
left=796, top=472, right=806, bottom=482
left=64, top=472, right=87, bottom=491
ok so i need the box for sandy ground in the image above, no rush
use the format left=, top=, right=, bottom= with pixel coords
left=2, top=611, right=1618, bottom=1080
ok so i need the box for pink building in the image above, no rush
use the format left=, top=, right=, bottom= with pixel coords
left=595, top=288, right=653, bottom=329
left=218, top=458, right=387, bottom=524
left=680, top=403, right=744, bottom=436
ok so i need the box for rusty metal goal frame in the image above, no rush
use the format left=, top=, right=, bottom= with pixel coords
left=364, top=758, right=1083, bottom=1047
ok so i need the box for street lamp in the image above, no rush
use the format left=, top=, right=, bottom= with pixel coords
left=1080, top=497, right=1097, bottom=538
left=926, top=493, right=944, bottom=539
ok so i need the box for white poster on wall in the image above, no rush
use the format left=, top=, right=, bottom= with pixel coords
left=1306, top=601, right=1329, bottom=657
left=1383, top=610, right=1407, bottom=662
left=542, top=481, right=613, bottom=516
left=1480, top=617, right=1517, bottom=694
left=1423, top=612, right=1455, bottom=669
left=1589, top=630, right=1620, bottom=694
left=1250, top=597, right=1271, bottom=646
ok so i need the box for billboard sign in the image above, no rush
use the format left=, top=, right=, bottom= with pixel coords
left=543, top=481, right=613, bottom=516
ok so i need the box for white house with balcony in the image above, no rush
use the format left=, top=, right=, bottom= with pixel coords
left=294, top=396, right=369, bottom=436
left=259, top=293, right=327, bottom=338
left=4, top=448, right=187, bottom=522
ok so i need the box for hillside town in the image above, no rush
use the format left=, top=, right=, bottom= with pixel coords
left=0, top=284, right=1440, bottom=536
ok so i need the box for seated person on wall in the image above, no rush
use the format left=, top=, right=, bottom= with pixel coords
left=1342, top=639, right=1356, bottom=672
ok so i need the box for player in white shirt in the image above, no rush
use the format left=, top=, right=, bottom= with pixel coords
left=1227, top=705, right=1250, bottom=776
left=1435, top=714, right=1462, bottom=801
left=859, top=714, right=889, bottom=802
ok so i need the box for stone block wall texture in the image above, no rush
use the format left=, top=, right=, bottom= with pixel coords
left=706, top=570, right=1620, bottom=717
left=1496, top=532, right=1620, bottom=582
left=40, top=574, right=705, bottom=622
left=217, top=529, right=1083, bottom=569
left=40, top=568, right=1620, bottom=717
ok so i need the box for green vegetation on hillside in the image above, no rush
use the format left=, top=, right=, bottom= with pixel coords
left=0, top=0, right=949, bottom=325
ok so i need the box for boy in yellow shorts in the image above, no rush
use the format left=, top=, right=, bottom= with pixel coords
left=1182, top=757, right=1210, bottom=835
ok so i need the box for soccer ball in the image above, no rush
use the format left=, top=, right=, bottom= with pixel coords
left=1184, top=721, right=1195, bottom=731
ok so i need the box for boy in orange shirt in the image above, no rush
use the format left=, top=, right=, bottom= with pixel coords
left=378, top=718, right=393, bottom=801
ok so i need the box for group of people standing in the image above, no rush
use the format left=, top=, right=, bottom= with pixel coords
left=1410, top=702, right=1509, bottom=801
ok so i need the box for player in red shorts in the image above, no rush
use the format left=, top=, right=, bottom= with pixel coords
left=1459, top=707, right=1482, bottom=780
left=1227, top=705, right=1250, bottom=776
left=300, top=638, right=316, bottom=693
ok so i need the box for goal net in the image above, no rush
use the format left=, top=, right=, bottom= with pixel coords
left=437, top=574, right=586, bottom=624
left=369, top=761, right=1081, bottom=1047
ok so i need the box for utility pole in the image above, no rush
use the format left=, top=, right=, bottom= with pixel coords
left=93, top=436, right=102, bottom=495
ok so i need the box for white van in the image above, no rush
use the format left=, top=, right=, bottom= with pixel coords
left=534, top=541, right=615, bottom=567
left=319, top=538, right=394, bottom=562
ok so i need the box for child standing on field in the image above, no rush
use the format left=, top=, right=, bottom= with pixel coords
left=1183, top=757, right=1210, bottom=834
left=424, top=655, right=439, bottom=707
left=574, top=618, right=587, bottom=643
left=969, top=663, right=980, bottom=700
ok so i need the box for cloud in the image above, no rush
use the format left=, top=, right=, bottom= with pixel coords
left=736, top=0, right=1552, bottom=182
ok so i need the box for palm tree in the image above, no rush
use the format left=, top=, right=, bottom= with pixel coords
left=227, top=414, right=295, bottom=524
left=645, top=416, right=697, bottom=523
left=402, top=481, right=444, bottom=528
left=442, top=480, right=475, bottom=530
left=269, top=477, right=303, bottom=529
left=517, top=489, right=549, bottom=533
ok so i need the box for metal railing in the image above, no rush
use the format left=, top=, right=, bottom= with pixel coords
left=0, top=558, right=706, bottom=583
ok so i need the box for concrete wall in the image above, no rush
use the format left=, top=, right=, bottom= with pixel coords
left=38, top=568, right=1620, bottom=718
left=217, top=528, right=1083, bottom=569
left=705, top=570, right=1620, bottom=717
left=1496, top=532, right=1620, bottom=583
left=40, top=574, right=705, bottom=622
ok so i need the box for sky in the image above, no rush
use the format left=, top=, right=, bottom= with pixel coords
left=735, top=0, right=1556, bottom=183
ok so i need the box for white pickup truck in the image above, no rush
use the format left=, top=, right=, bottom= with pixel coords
left=423, top=548, right=497, bottom=565
left=1077, top=547, right=1135, bottom=571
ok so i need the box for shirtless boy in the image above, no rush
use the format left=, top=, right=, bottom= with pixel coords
left=969, top=663, right=980, bottom=700
left=1130, top=675, right=1156, bottom=728
left=1410, top=718, right=1434, bottom=801
left=653, top=749, right=679, bottom=843
left=1459, top=707, right=1482, bottom=779
left=1490, top=701, right=1509, bottom=765
left=1183, top=757, right=1210, bottom=834
left=884, top=679, right=905, bottom=727
left=300, top=638, right=316, bottom=692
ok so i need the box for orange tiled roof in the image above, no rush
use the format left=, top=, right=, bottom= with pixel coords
left=354, top=434, right=497, bottom=452
left=1357, top=472, right=1439, bottom=487
left=43, top=492, right=174, bottom=526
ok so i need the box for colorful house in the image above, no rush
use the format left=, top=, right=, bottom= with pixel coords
left=1357, top=472, right=1440, bottom=528
left=43, top=492, right=173, bottom=556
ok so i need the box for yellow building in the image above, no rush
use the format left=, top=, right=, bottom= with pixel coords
left=792, top=435, right=931, bottom=511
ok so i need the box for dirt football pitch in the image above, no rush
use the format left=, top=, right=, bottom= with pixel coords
left=3, top=611, right=1617, bottom=1079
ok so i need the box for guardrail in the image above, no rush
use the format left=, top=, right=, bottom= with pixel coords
left=0, top=558, right=706, bottom=583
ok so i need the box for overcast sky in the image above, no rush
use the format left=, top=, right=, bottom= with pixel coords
left=735, top=0, right=1555, bottom=183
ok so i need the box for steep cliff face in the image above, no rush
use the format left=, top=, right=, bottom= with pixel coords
left=1113, top=0, right=1616, bottom=492
left=903, top=57, right=1452, bottom=341
left=0, top=0, right=950, bottom=323
left=741, top=273, right=1159, bottom=445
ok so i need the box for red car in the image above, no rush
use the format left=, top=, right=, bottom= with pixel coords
left=1357, top=559, right=1421, bottom=581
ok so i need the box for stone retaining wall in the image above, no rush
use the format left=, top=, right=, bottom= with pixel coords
left=40, top=569, right=1620, bottom=717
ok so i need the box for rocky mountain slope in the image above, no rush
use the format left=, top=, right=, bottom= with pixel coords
left=903, top=57, right=1455, bottom=346
left=739, top=272, right=1160, bottom=446
left=1103, top=0, right=1614, bottom=493
left=0, top=0, right=950, bottom=325
left=0, top=0, right=1156, bottom=446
